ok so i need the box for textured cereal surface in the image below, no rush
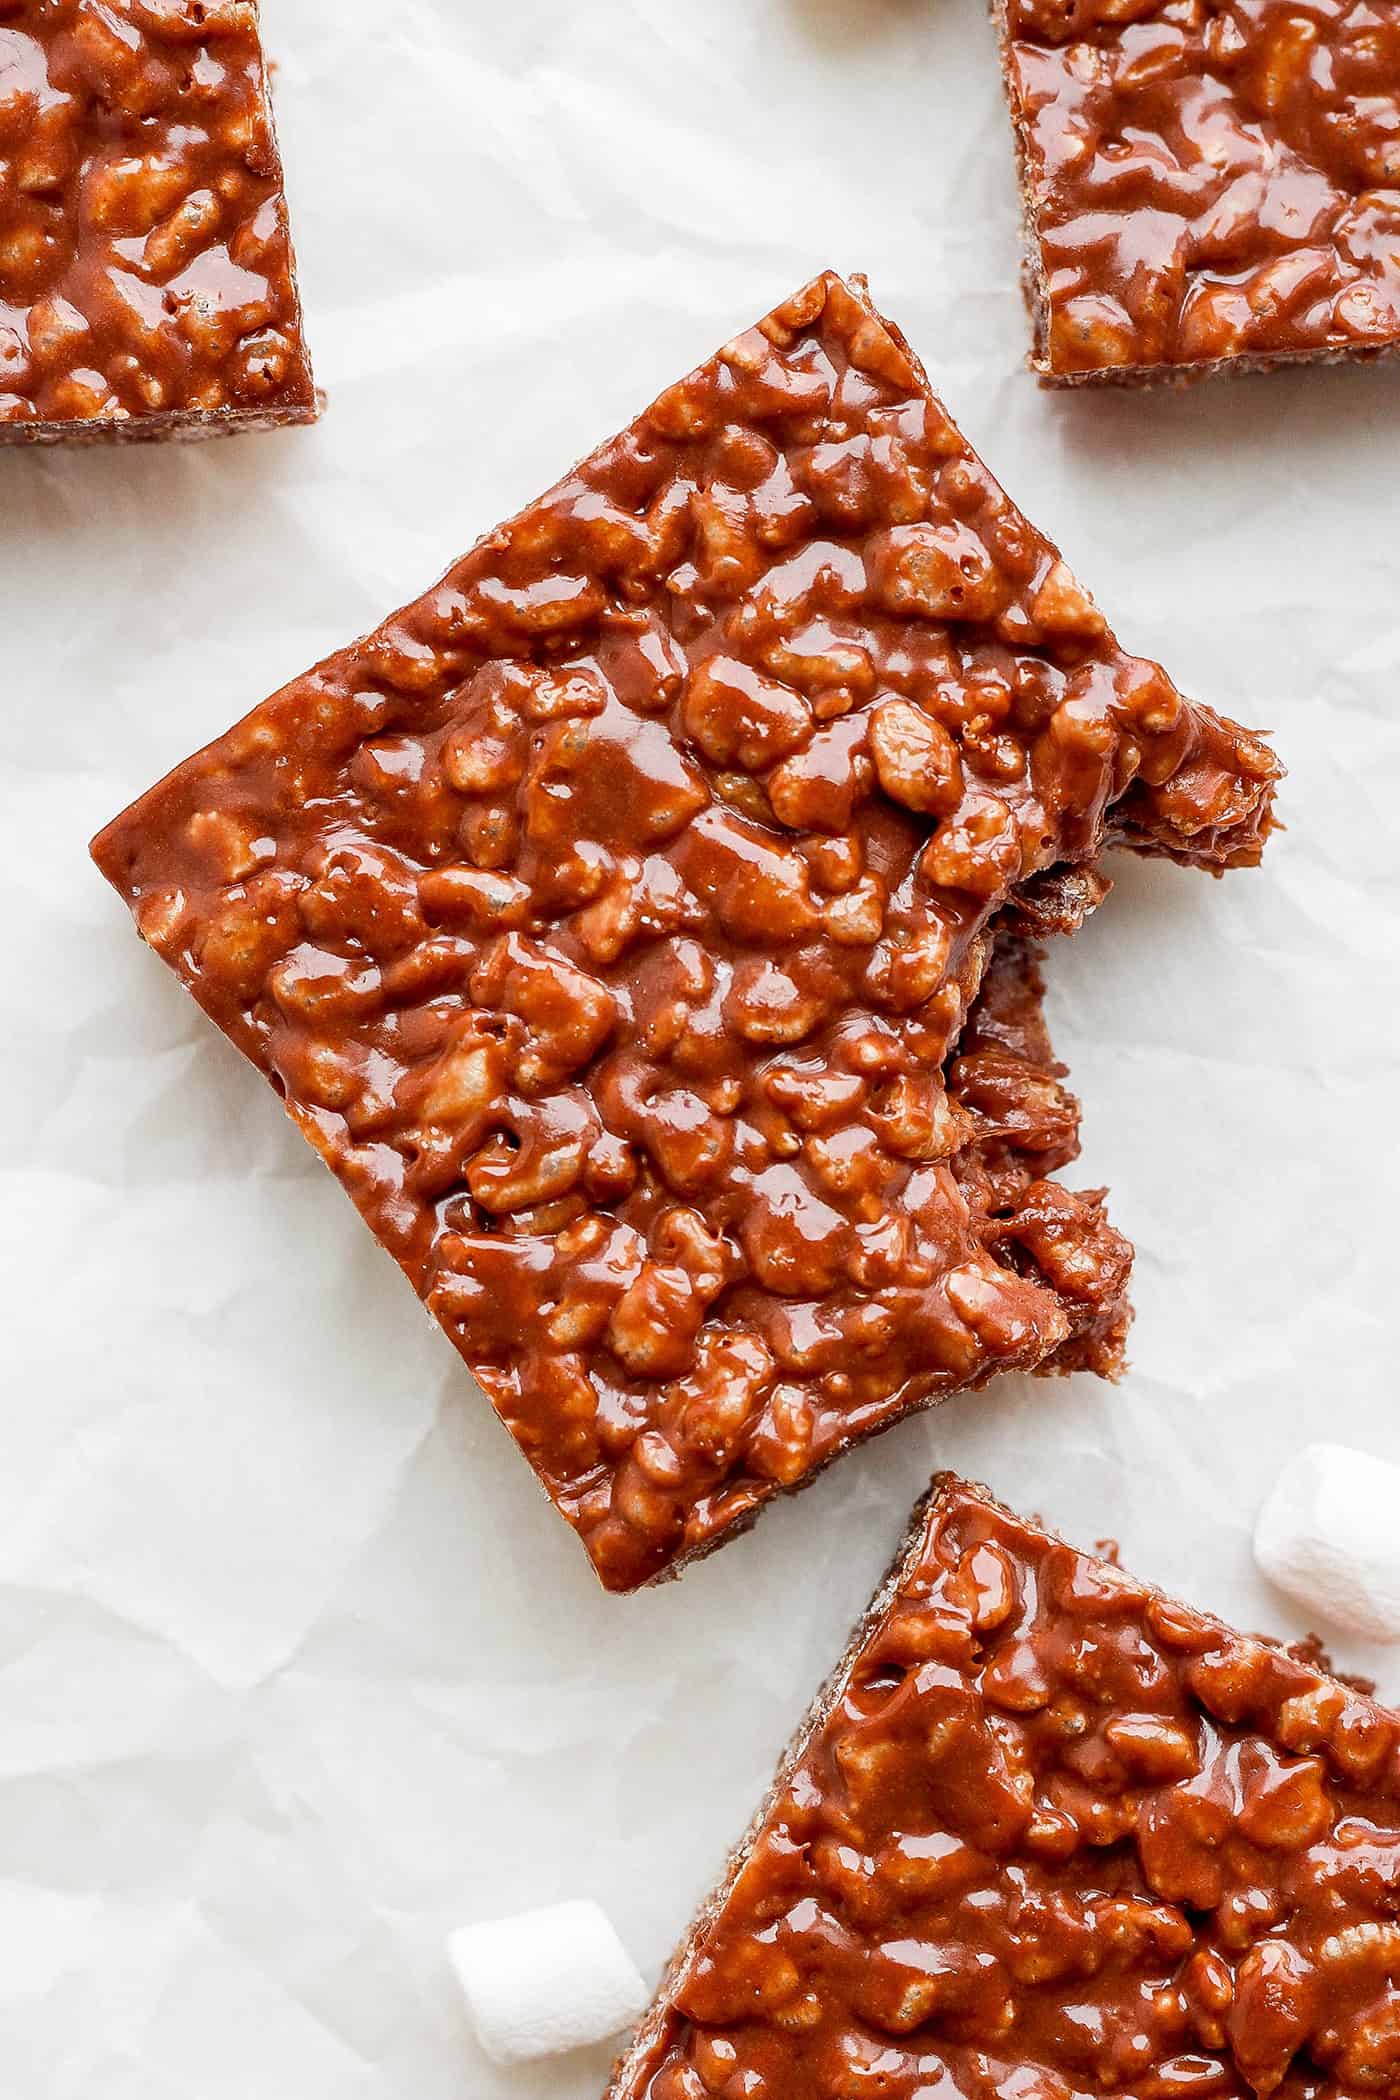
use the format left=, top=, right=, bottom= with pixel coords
left=998, top=0, right=1400, bottom=381
left=92, top=273, right=1276, bottom=1590
left=0, top=0, right=315, bottom=438
left=609, top=1478, right=1400, bottom=2100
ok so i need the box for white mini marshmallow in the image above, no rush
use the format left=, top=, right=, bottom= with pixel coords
left=1255, top=1442, right=1400, bottom=1644
left=448, top=1899, right=648, bottom=2066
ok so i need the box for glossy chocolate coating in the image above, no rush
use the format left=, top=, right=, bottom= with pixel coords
left=998, top=0, right=1400, bottom=381
left=611, top=1480, right=1400, bottom=2100
left=0, top=0, right=315, bottom=440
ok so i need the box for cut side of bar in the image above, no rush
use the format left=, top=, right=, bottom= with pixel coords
left=609, top=1477, right=1400, bottom=2100
left=993, top=0, right=1400, bottom=385
left=92, top=271, right=1276, bottom=1589
left=0, top=0, right=316, bottom=443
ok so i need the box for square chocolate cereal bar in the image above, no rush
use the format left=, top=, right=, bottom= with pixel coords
left=0, top=0, right=316, bottom=441
left=994, top=0, right=1400, bottom=382
left=93, top=274, right=1278, bottom=1589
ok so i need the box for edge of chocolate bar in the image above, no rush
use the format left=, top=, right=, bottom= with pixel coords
left=638, top=1278, right=1129, bottom=1588
left=1026, top=326, right=1400, bottom=395
left=607, top=1485, right=943, bottom=2090
left=0, top=396, right=323, bottom=447
left=986, top=0, right=1060, bottom=379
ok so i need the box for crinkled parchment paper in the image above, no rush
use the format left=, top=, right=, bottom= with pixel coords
left=2, top=1, right=1398, bottom=2092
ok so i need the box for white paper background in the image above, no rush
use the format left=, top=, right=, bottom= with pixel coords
left=3, top=0, right=1399, bottom=2091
